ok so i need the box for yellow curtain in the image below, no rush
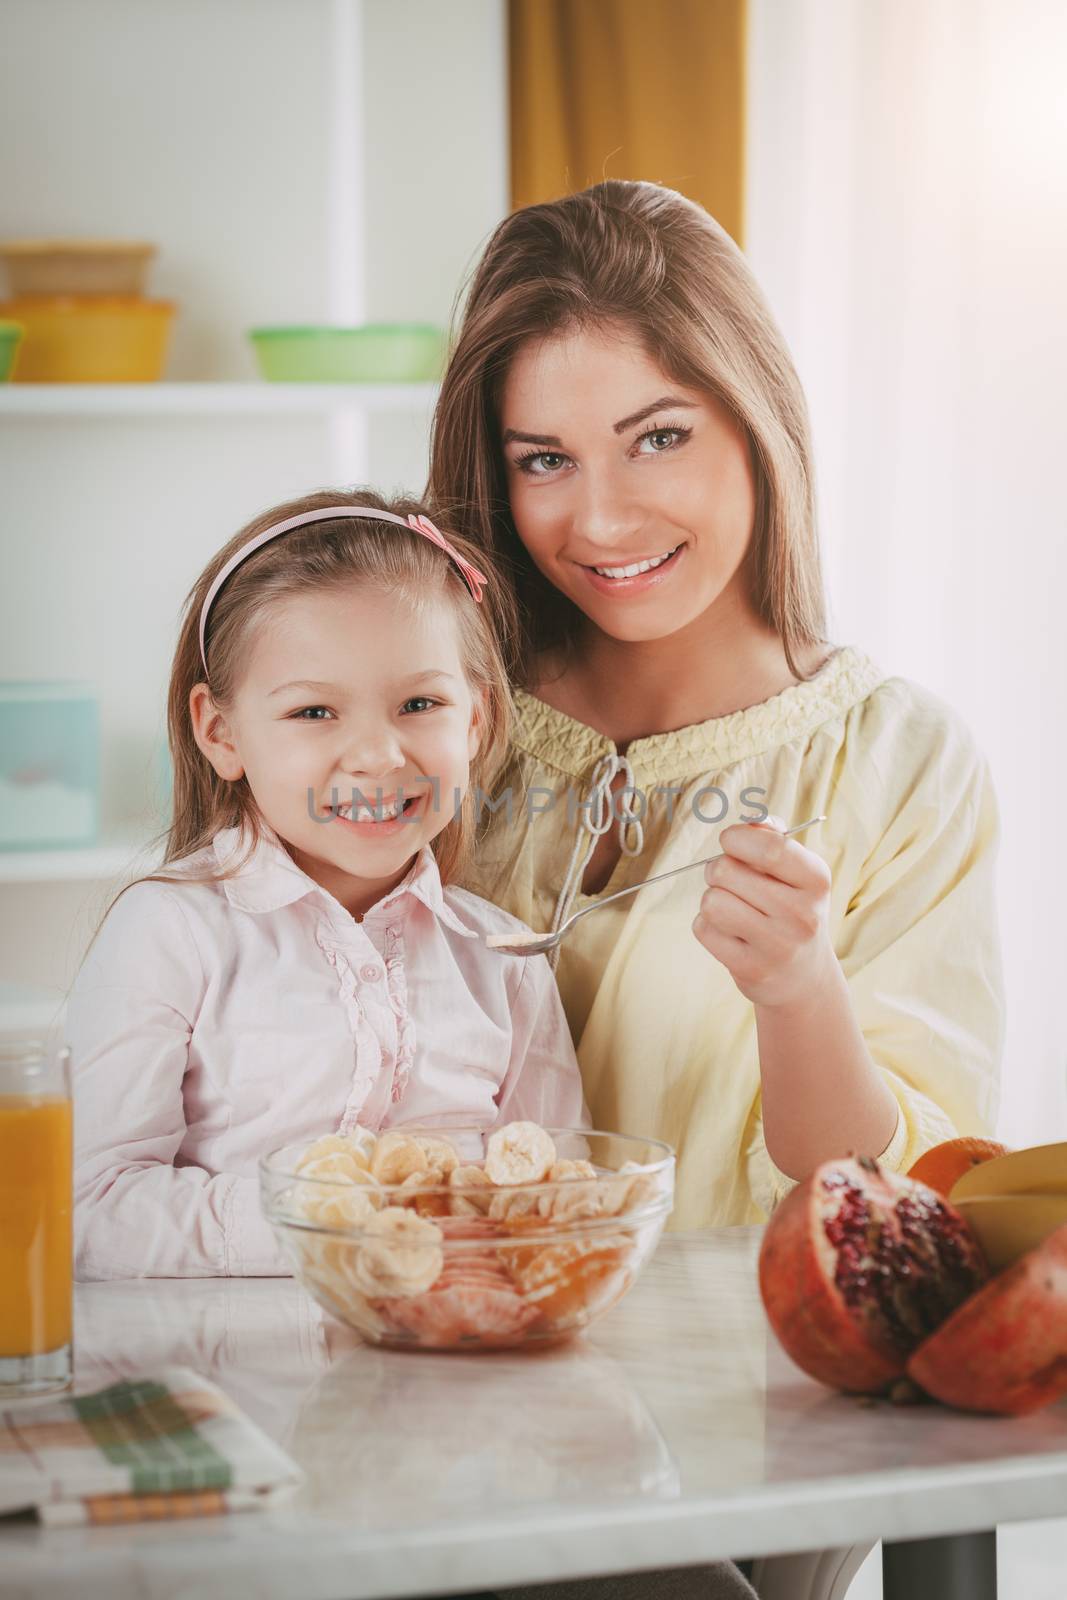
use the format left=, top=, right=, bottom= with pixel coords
left=508, top=0, right=747, bottom=244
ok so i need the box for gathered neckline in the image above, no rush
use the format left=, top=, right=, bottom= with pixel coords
left=510, top=645, right=887, bottom=782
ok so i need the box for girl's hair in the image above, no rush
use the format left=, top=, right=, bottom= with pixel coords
left=95, top=488, right=516, bottom=934
left=427, top=179, right=827, bottom=683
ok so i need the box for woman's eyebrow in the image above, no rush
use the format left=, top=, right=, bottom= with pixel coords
left=501, top=427, right=562, bottom=446
left=612, top=396, right=698, bottom=433
left=501, top=396, right=698, bottom=447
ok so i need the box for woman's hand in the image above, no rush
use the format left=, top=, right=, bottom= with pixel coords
left=692, top=818, right=836, bottom=1007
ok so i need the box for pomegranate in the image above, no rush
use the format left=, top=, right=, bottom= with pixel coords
left=759, top=1155, right=988, bottom=1393
left=907, top=1221, right=1067, bottom=1414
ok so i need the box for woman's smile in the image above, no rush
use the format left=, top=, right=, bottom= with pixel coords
left=578, top=541, right=686, bottom=595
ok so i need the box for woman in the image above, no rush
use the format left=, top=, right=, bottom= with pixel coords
left=430, top=180, right=1003, bottom=1229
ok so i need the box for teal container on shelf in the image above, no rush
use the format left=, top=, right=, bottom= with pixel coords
left=248, top=323, right=446, bottom=383
left=0, top=682, right=99, bottom=850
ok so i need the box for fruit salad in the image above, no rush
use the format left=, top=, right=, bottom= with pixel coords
left=261, top=1123, right=674, bottom=1350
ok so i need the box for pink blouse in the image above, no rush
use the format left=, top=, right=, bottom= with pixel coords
left=68, top=826, right=586, bottom=1281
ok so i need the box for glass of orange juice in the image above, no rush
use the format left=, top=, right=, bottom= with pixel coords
left=0, top=1039, right=73, bottom=1395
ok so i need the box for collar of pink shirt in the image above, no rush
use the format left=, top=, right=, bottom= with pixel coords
left=209, top=824, right=479, bottom=937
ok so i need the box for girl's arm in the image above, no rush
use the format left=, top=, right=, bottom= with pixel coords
left=68, top=882, right=287, bottom=1280
left=493, top=953, right=591, bottom=1129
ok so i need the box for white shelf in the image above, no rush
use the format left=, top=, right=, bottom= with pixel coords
left=0, top=831, right=161, bottom=884
left=0, top=382, right=439, bottom=417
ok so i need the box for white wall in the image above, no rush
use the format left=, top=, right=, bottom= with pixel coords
left=0, top=0, right=507, bottom=1000
left=361, top=0, right=508, bottom=494
left=746, top=0, right=1067, bottom=1142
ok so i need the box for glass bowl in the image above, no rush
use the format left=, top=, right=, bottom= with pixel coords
left=261, top=1127, right=674, bottom=1352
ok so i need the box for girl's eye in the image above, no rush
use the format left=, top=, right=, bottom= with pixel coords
left=514, top=448, right=572, bottom=476
left=634, top=424, right=692, bottom=456
left=291, top=706, right=334, bottom=721
left=401, top=696, right=439, bottom=714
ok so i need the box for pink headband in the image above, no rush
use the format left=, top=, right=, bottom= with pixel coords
left=198, top=505, right=488, bottom=673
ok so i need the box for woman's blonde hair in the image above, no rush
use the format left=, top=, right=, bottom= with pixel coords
left=96, top=488, right=515, bottom=932
left=428, top=179, right=827, bottom=681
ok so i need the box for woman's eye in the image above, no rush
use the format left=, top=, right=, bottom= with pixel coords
left=401, top=696, right=438, bottom=714
left=515, top=449, right=571, bottom=476
left=291, top=706, right=334, bottom=721
left=635, top=425, right=691, bottom=455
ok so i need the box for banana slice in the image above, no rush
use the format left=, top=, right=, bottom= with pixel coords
left=489, top=1185, right=544, bottom=1223
left=953, top=1193, right=1067, bottom=1271
left=297, top=1135, right=351, bottom=1166
left=412, top=1135, right=461, bottom=1182
left=950, top=1141, right=1067, bottom=1201
left=313, top=1183, right=382, bottom=1231
left=297, top=1129, right=376, bottom=1174
left=291, top=1163, right=382, bottom=1226
left=485, top=1121, right=557, bottom=1185
left=298, top=1152, right=362, bottom=1183
left=596, top=1160, right=657, bottom=1216
left=449, top=1165, right=495, bottom=1216
left=371, top=1133, right=430, bottom=1185
left=344, top=1125, right=379, bottom=1169
left=540, top=1159, right=601, bottom=1222
left=349, top=1207, right=444, bottom=1298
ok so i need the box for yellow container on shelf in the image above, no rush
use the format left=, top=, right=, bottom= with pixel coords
left=0, top=295, right=175, bottom=382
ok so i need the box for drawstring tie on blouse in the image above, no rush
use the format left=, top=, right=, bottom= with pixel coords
left=548, top=752, right=644, bottom=968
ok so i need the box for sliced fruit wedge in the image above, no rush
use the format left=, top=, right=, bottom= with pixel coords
left=949, top=1140, right=1067, bottom=1202
left=952, top=1192, right=1067, bottom=1272
left=906, top=1220, right=1067, bottom=1415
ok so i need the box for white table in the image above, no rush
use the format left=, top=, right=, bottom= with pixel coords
left=3, top=1230, right=1065, bottom=1600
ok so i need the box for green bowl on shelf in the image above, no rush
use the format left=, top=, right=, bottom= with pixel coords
left=248, top=323, right=446, bottom=383
left=0, top=321, right=24, bottom=381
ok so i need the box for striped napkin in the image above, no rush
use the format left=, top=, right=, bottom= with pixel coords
left=0, top=1367, right=303, bottom=1526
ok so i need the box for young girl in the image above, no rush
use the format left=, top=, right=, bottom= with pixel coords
left=68, top=489, right=586, bottom=1281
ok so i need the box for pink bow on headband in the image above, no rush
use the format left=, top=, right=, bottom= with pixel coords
left=198, top=504, right=490, bottom=673
left=406, top=513, right=488, bottom=605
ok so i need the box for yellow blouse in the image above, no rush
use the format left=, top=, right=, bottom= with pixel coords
left=459, top=646, right=1004, bottom=1228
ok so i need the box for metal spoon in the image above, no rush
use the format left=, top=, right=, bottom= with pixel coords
left=485, top=815, right=827, bottom=957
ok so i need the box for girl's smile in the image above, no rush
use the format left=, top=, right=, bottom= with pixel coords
left=328, top=791, right=426, bottom=835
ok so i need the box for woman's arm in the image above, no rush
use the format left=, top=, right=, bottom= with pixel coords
left=695, top=719, right=1003, bottom=1188
left=695, top=820, right=898, bottom=1176
left=752, top=938, right=899, bottom=1177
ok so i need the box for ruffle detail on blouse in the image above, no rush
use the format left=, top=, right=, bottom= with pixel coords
left=512, top=646, right=887, bottom=784
left=383, top=923, right=416, bottom=1105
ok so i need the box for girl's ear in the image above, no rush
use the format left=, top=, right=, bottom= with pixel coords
left=467, top=687, right=487, bottom=762
left=189, top=683, right=245, bottom=781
